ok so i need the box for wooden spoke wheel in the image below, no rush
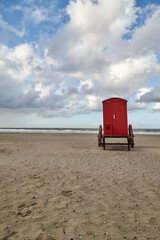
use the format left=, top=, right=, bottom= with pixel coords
left=129, top=124, right=134, bottom=148
left=98, top=125, right=102, bottom=146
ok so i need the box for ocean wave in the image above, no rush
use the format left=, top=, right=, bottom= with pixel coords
left=0, top=128, right=160, bottom=135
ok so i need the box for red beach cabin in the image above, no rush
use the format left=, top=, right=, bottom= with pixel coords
left=102, top=97, right=128, bottom=136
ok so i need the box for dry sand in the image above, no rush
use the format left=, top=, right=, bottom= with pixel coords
left=0, top=133, right=160, bottom=240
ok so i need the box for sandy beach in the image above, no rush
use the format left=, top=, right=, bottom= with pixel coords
left=0, top=133, right=160, bottom=240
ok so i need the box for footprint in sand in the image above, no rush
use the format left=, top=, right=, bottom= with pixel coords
left=61, top=190, right=73, bottom=197
left=17, top=201, right=37, bottom=217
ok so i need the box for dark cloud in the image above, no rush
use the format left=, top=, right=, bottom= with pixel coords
left=138, top=84, right=160, bottom=103
left=0, top=77, right=40, bottom=109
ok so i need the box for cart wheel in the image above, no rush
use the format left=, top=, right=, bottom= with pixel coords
left=98, top=125, right=102, bottom=146
left=129, top=124, right=134, bottom=148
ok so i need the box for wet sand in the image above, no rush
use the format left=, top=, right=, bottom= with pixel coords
left=0, top=133, right=160, bottom=240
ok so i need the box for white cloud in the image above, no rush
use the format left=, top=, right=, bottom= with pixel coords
left=34, top=83, right=51, bottom=98
left=78, top=79, right=93, bottom=92
left=30, top=8, right=48, bottom=24
left=0, top=43, right=40, bottom=109
left=0, top=14, right=25, bottom=37
left=0, top=44, right=34, bottom=82
left=67, top=0, right=135, bottom=36
left=136, top=87, right=153, bottom=100
left=105, top=55, right=158, bottom=96
left=10, top=44, right=34, bottom=61
left=87, top=95, right=102, bottom=111
left=22, top=1, right=63, bottom=28
left=152, top=103, right=160, bottom=112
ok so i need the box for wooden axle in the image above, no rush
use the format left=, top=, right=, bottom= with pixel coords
left=103, top=143, right=129, bottom=145
left=98, top=124, right=135, bottom=151
left=103, top=136, right=131, bottom=151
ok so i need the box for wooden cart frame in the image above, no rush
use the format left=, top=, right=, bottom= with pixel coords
left=98, top=124, right=134, bottom=151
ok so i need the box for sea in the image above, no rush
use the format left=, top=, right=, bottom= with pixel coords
left=0, top=128, right=160, bottom=135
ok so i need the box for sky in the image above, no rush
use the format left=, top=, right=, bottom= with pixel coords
left=0, top=0, right=160, bottom=129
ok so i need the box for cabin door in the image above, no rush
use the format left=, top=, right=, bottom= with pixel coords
left=112, top=102, right=127, bottom=135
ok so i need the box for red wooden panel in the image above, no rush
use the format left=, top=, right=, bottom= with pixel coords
left=103, top=100, right=113, bottom=136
